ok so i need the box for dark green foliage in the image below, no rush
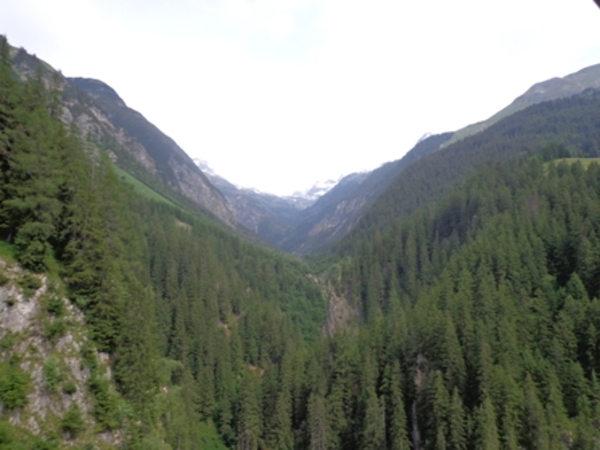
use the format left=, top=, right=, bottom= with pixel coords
left=474, top=397, right=500, bottom=450
left=0, top=334, right=16, bottom=353
left=61, top=403, right=84, bottom=437
left=362, top=387, right=386, bottom=449
left=62, top=381, right=77, bottom=395
left=0, top=419, right=59, bottom=450
left=42, top=356, right=61, bottom=392
left=86, top=375, right=121, bottom=431
left=80, top=341, right=98, bottom=370
left=46, top=296, right=64, bottom=316
left=18, top=273, right=41, bottom=297
left=0, top=356, right=29, bottom=409
left=319, top=155, right=600, bottom=449
left=307, top=391, right=329, bottom=450
left=43, top=319, right=67, bottom=342
left=0, top=270, right=8, bottom=287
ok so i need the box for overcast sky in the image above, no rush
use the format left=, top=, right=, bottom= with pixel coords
left=2, top=0, right=599, bottom=196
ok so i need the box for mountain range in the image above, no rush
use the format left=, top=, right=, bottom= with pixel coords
left=10, top=42, right=600, bottom=256
left=3, top=34, right=600, bottom=449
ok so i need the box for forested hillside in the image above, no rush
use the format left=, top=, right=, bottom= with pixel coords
left=317, top=154, right=600, bottom=449
left=9, top=46, right=238, bottom=230
left=0, top=37, right=325, bottom=448
left=280, top=132, right=454, bottom=255
left=444, top=62, right=600, bottom=147
left=335, top=88, right=600, bottom=257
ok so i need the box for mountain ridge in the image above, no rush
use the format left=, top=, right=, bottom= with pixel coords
left=66, top=76, right=238, bottom=228
left=9, top=40, right=600, bottom=258
left=444, top=62, right=600, bottom=147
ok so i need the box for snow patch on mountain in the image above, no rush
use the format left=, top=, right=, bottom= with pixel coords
left=194, top=158, right=346, bottom=204
left=417, top=132, right=433, bottom=144
left=194, top=158, right=218, bottom=179
left=292, top=178, right=339, bottom=202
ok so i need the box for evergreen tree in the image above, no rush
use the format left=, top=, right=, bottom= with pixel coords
left=362, top=387, right=386, bottom=450
left=473, top=397, right=500, bottom=450
left=308, top=391, right=329, bottom=450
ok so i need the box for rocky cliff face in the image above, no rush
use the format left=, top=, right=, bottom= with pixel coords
left=66, top=77, right=237, bottom=228
left=195, top=160, right=307, bottom=245
left=10, top=48, right=237, bottom=229
left=0, top=259, right=122, bottom=448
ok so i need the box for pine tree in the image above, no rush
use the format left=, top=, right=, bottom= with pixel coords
left=441, top=314, right=466, bottom=393
left=522, top=374, right=549, bottom=450
left=362, top=387, right=386, bottom=450
left=308, top=391, right=329, bottom=450
left=447, top=387, right=466, bottom=450
left=473, top=397, right=500, bottom=450
left=424, top=370, right=449, bottom=448
left=237, top=372, right=261, bottom=450
left=384, top=361, right=410, bottom=450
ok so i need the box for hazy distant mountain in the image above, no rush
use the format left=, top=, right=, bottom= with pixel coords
left=445, top=63, right=600, bottom=147
left=191, top=130, right=453, bottom=255
left=280, top=132, right=454, bottom=254
left=66, top=77, right=238, bottom=227
left=336, top=87, right=600, bottom=256
left=292, top=179, right=339, bottom=203
left=193, top=158, right=306, bottom=245
left=193, top=131, right=453, bottom=254
left=12, top=42, right=600, bottom=256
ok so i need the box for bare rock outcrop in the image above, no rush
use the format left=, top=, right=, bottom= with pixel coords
left=0, top=259, right=121, bottom=447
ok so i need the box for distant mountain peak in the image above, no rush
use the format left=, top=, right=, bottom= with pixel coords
left=443, top=62, right=600, bottom=147
left=293, top=172, right=373, bottom=203
left=292, top=178, right=339, bottom=202
left=193, top=158, right=218, bottom=178
left=193, top=157, right=343, bottom=203
left=67, top=77, right=127, bottom=106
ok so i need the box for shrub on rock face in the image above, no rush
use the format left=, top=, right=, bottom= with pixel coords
left=18, top=273, right=42, bottom=297
left=0, top=270, right=8, bottom=286
left=44, top=319, right=67, bottom=342
left=61, top=402, right=85, bottom=437
left=46, top=296, right=64, bottom=317
left=43, top=356, right=61, bottom=393
left=0, top=355, right=29, bottom=409
left=63, top=381, right=77, bottom=395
